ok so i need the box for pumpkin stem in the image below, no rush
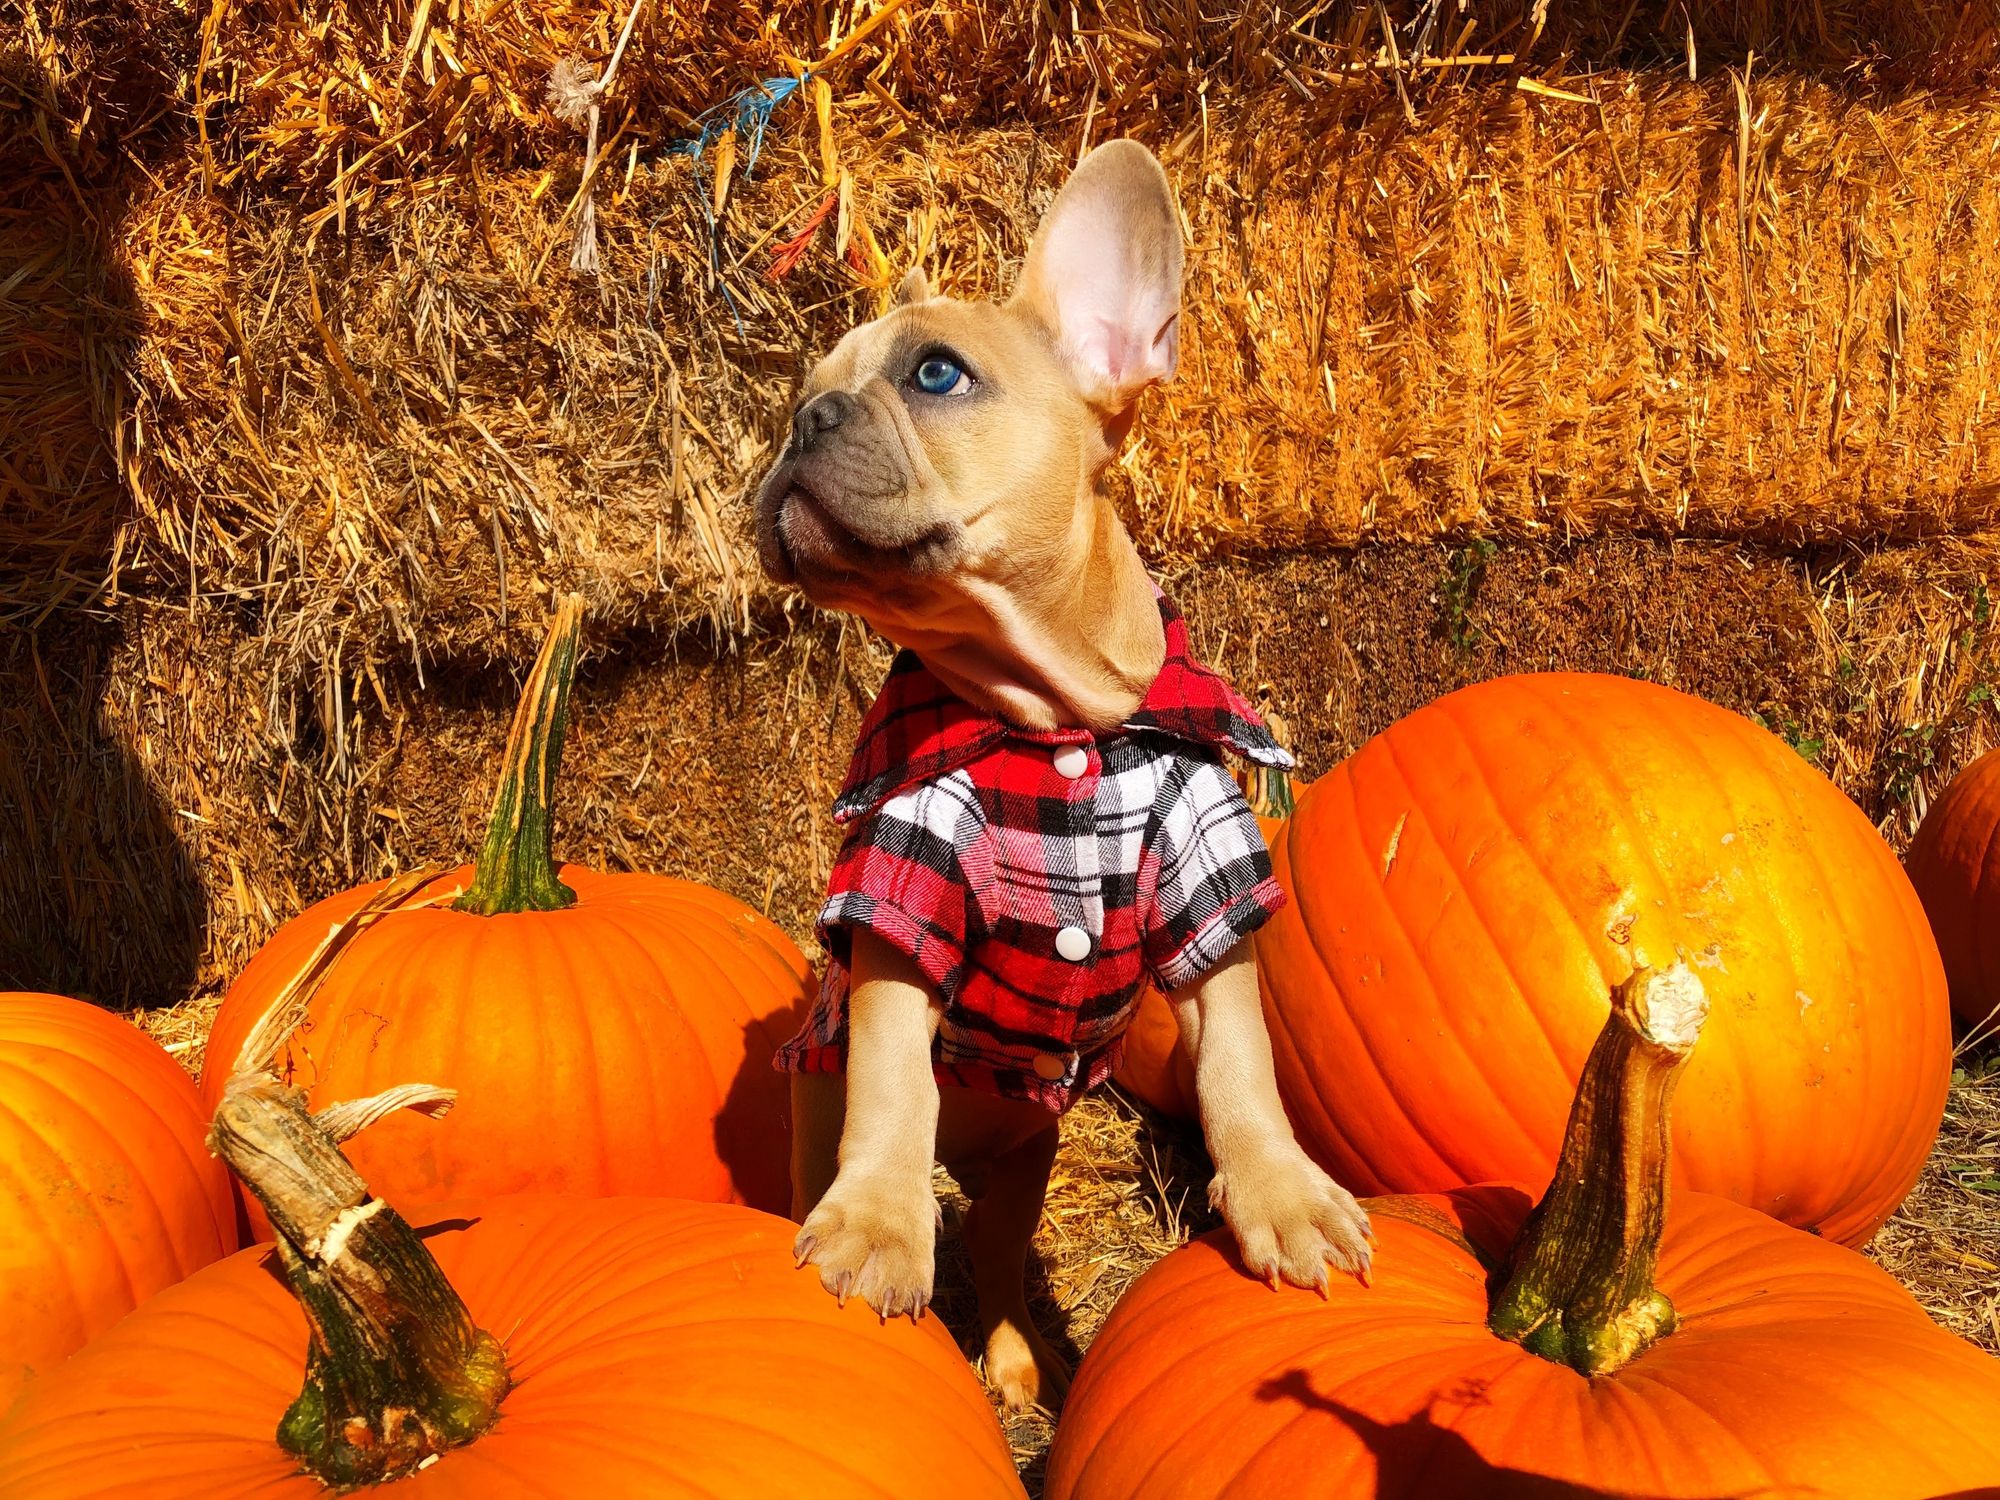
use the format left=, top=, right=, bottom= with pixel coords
left=208, top=1079, right=509, bottom=1487
left=1487, top=963, right=1709, bottom=1377
left=1239, top=709, right=1297, bottom=820
left=455, top=594, right=585, bottom=916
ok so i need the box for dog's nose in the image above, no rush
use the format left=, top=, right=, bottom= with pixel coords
left=792, top=391, right=855, bottom=455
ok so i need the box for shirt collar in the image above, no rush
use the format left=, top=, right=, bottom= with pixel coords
left=832, top=587, right=1294, bottom=823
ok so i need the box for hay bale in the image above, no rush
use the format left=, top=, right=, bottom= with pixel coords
left=68, top=73, right=1994, bottom=680
left=197, top=0, right=1995, bottom=211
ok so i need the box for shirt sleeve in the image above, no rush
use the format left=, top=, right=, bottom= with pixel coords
left=817, top=771, right=982, bottom=1000
left=1142, top=756, right=1287, bottom=992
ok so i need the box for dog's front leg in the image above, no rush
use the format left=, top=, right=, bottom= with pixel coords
left=793, top=930, right=944, bottom=1320
left=1170, top=936, right=1374, bottom=1291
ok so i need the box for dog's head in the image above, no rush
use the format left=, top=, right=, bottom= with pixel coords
left=753, top=140, right=1183, bottom=718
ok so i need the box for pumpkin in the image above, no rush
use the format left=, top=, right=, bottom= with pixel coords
left=1259, top=671, right=1949, bottom=1245
left=0, top=992, right=237, bottom=1413
left=1112, top=982, right=1199, bottom=1120
left=0, top=1073, right=1023, bottom=1498
left=1113, top=716, right=1308, bottom=1121
left=1906, top=746, right=2000, bottom=1029
left=199, top=598, right=811, bottom=1230
left=1049, top=967, right=2000, bottom=1499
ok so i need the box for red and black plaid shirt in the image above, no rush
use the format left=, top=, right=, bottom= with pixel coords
left=775, top=589, right=1291, bottom=1112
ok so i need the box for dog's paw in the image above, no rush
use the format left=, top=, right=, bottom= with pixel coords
left=1210, top=1146, right=1373, bottom=1292
left=794, top=1180, right=939, bottom=1321
left=983, top=1315, right=1072, bottom=1413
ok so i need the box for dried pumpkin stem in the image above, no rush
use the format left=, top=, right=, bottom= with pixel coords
left=1487, top=963, right=1709, bottom=1377
left=1238, top=710, right=1297, bottom=820
left=455, top=594, right=585, bottom=916
left=1240, top=761, right=1296, bottom=820
left=208, top=1079, right=509, bottom=1488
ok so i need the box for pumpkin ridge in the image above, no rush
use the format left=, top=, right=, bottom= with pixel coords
left=446, top=1214, right=1019, bottom=1492
left=1590, top=1364, right=1775, bottom=1484
left=1422, top=694, right=1621, bottom=1011
left=1321, top=764, right=1480, bottom=1183
left=1268, top=823, right=1408, bottom=1189
left=577, top=904, right=681, bottom=1196
left=1258, top=932, right=1370, bottom=1183
left=56, top=1065, right=200, bottom=1288
left=1340, top=746, right=1545, bottom=1184
left=0, top=1057, right=203, bottom=1309
left=458, top=1237, right=639, bottom=1379
left=1375, top=718, right=1585, bottom=1150
left=613, top=902, right=739, bottom=1175
left=598, top=892, right=797, bottom=1203
left=1077, top=1286, right=1354, bottom=1490
left=513, top=1397, right=877, bottom=1497
left=1825, top=815, right=1950, bottom=1237
left=1603, top=679, right=1933, bottom=1240
left=0, top=1079, right=101, bottom=1350
left=551, top=915, right=618, bottom=1197
left=1514, top=681, right=1704, bottom=943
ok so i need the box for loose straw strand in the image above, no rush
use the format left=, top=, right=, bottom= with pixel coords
left=552, top=0, right=649, bottom=275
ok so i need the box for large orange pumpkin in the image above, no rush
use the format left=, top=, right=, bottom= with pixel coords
left=1113, top=721, right=1307, bottom=1122
left=0, top=992, right=237, bottom=1412
left=1049, top=968, right=2000, bottom=1499
left=1906, top=745, right=2000, bottom=1029
left=0, top=1084, right=1023, bottom=1498
left=199, top=599, right=810, bottom=1228
left=1259, top=671, right=1949, bottom=1245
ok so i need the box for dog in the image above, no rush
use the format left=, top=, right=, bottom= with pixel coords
left=753, top=139, right=1372, bottom=1411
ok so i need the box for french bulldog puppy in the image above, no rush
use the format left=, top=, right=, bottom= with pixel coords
left=754, top=139, right=1371, bottom=1411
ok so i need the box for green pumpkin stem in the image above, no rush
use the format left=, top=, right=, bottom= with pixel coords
left=455, top=594, right=585, bottom=916
left=1240, top=709, right=1297, bottom=820
left=208, top=1078, right=508, bottom=1488
left=1487, top=963, right=1709, bottom=1377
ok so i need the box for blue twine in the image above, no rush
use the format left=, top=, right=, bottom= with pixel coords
left=667, top=73, right=811, bottom=339
left=669, top=72, right=807, bottom=179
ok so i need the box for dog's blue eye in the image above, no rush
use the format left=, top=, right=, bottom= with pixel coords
left=912, top=356, right=971, bottom=396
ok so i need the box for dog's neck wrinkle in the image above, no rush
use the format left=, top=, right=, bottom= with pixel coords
left=918, top=513, right=1164, bottom=732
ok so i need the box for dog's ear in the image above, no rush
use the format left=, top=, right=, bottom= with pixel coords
left=894, top=263, right=931, bottom=306
left=1011, top=139, right=1183, bottom=414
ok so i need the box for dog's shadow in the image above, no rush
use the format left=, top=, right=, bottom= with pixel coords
left=1255, top=1370, right=1782, bottom=1499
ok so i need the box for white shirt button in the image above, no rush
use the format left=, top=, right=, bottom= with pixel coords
left=1052, top=744, right=1089, bottom=779
left=1055, top=926, right=1093, bottom=962
left=1032, top=1051, right=1069, bottom=1081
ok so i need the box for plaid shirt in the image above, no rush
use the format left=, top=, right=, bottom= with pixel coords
left=775, top=589, right=1292, bottom=1112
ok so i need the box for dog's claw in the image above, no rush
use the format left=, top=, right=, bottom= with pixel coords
left=793, top=1181, right=936, bottom=1322
left=1215, top=1146, right=1372, bottom=1296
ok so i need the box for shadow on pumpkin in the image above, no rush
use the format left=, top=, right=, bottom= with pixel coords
left=1254, top=1371, right=1775, bottom=1500
left=716, top=1011, right=811, bottom=1216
